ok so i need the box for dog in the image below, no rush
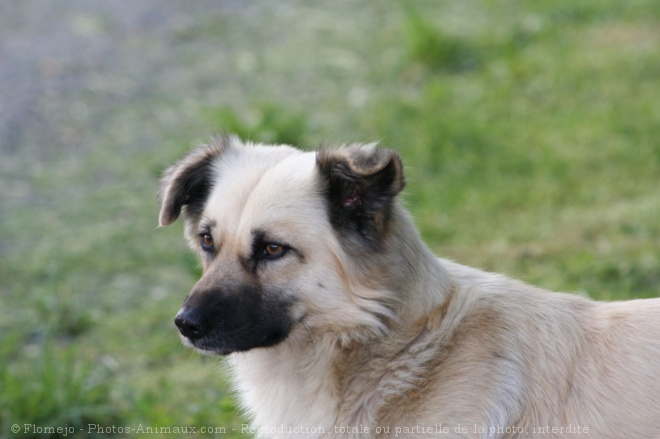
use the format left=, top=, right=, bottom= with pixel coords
left=158, top=136, right=660, bottom=438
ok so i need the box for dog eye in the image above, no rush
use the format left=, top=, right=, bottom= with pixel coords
left=262, top=244, right=286, bottom=259
left=199, top=233, right=215, bottom=252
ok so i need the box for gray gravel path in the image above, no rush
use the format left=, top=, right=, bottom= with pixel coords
left=0, top=0, right=384, bottom=266
left=0, top=0, right=270, bottom=207
left=0, top=0, right=379, bottom=209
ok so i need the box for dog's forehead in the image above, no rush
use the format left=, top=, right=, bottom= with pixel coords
left=203, top=147, right=322, bottom=234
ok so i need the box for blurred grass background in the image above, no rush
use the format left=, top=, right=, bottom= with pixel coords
left=1, top=0, right=658, bottom=437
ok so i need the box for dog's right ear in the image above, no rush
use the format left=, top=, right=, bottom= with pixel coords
left=158, top=139, right=230, bottom=227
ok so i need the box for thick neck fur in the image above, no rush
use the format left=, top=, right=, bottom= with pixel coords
left=380, top=205, right=452, bottom=324
left=228, top=202, right=454, bottom=437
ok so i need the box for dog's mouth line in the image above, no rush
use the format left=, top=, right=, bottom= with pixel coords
left=184, top=313, right=320, bottom=355
left=180, top=320, right=299, bottom=355
left=182, top=336, right=233, bottom=356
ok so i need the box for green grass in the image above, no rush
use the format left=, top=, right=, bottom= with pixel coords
left=1, top=0, right=659, bottom=437
left=202, top=103, right=309, bottom=147
left=0, top=336, right=123, bottom=438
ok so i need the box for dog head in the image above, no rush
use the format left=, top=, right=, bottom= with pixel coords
left=159, top=136, right=405, bottom=355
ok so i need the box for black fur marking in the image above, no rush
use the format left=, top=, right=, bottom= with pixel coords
left=158, top=140, right=229, bottom=226
left=316, top=145, right=405, bottom=249
left=162, top=156, right=214, bottom=224
left=176, top=284, right=295, bottom=355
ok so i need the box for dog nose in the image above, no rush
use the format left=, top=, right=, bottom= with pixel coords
left=174, top=309, right=204, bottom=341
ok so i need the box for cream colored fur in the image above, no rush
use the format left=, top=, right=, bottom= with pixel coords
left=160, top=138, right=660, bottom=438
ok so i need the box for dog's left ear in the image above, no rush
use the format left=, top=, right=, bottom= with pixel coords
left=316, top=144, right=405, bottom=247
left=158, top=140, right=230, bottom=227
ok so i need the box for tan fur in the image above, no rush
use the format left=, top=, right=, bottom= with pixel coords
left=159, top=137, right=660, bottom=438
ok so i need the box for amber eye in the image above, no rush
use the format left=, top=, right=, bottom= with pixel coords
left=262, top=243, right=286, bottom=258
left=200, top=233, right=215, bottom=252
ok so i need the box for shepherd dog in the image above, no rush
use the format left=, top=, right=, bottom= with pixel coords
left=158, top=136, right=660, bottom=438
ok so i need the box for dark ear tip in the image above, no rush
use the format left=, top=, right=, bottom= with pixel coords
left=156, top=138, right=233, bottom=227
left=316, top=144, right=406, bottom=197
left=316, top=143, right=404, bottom=173
left=158, top=210, right=176, bottom=227
left=356, top=145, right=405, bottom=193
left=388, top=155, right=406, bottom=193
